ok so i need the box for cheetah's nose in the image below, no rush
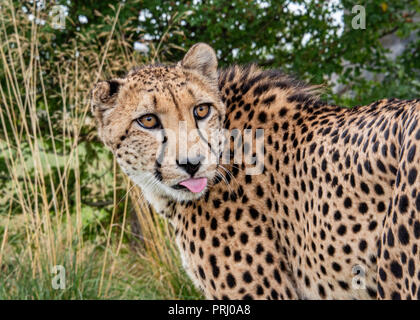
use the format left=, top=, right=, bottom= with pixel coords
left=176, top=156, right=203, bottom=176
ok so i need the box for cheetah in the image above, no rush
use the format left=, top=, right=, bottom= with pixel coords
left=91, top=43, right=420, bottom=300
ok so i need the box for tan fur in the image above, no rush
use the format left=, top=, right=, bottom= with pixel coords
left=92, top=43, right=420, bottom=300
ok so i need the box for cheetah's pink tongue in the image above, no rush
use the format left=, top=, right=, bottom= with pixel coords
left=179, top=177, right=208, bottom=193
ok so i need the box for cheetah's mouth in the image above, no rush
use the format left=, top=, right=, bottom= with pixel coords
left=172, top=177, right=208, bottom=193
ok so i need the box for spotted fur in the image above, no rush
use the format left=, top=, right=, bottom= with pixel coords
left=92, top=43, right=420, bottom=300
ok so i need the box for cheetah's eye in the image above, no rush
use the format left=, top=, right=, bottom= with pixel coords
left=136, top=114, right=161, bottom=129
left=193, top=104, right=211, bottom=120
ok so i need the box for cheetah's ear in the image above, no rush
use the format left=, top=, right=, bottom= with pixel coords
left=181, top=43, right=218, bottom=84
left=90, top=79, right=125, bottom=124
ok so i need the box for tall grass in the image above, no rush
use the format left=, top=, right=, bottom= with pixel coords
left=0, top=1, right=202, bottom=299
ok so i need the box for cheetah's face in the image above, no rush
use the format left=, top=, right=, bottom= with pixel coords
left=91, top=44, right=225, bottom=202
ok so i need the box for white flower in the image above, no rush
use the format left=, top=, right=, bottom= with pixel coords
left=36, top=18, right=46, bottom=25
left=138, top=9, right=153, bottom=22
left=258, top=1, right=270, bottom=9
left=78, top=15, right=88, bottom=24
left=232, top=48, right=239, bottom=58
left=134, top=42, right=149, bottom=54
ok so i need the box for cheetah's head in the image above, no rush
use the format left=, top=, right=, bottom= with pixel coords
left=91, top=43, right=225, bottom=202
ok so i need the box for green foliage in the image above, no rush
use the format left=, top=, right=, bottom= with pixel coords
left=132, top=0, right=419, bottom=105
left=0, top=249, right=104, bottom=299
left=15, top=0, right=418, bottom=105
left=0, top=244, right=202, bottom=299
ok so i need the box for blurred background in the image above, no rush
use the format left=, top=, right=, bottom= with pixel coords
left=0, top=0, right=418, bottom=299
